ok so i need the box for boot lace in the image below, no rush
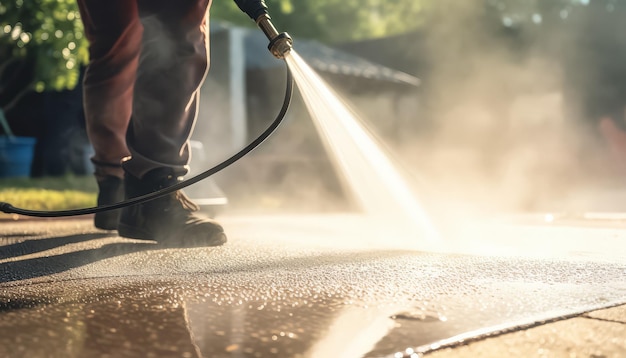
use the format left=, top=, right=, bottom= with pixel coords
left=174, top=190, right=200, bottom=212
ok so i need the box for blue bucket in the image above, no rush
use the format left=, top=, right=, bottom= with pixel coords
left=0, top=136, right=36, bottom=178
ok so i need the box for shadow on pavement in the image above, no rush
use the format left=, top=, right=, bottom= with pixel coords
left=0, top=233, right=114, bottom=260
left=0, top=233, right=157, bottom=283
left=0, top=232, right=413, bottom=285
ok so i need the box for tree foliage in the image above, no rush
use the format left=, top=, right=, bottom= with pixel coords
left=0, top=0, right=88, bottom=94
left=213, top=0, right=623, bottom=44
left=484, top=0, right=615, bottom=28
left=212, top=0, right=428, bottom=43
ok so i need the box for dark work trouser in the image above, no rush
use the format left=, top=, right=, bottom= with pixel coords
left=77, top=0, right=211, bottom=180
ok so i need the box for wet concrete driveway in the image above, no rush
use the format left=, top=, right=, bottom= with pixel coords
left=1, top=214, right=625, bottom=357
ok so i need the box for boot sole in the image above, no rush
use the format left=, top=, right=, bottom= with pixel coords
left=117, top=222, right=153, bottom=241
left=118, top=222, right=227, bottom=247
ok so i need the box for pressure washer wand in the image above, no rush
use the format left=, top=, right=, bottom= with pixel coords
left=233, top=0, right=293, bottom=58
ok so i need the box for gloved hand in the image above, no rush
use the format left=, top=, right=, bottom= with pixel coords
left=233, top=0, right=268, bottom=21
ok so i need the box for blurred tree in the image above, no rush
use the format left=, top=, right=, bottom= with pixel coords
left=212, top=0, right=428, bottom=43
left=212, top=0, right=621, bottom=43
left=0, top=0, right=88, bottom=117
left=482, top=0, right=626, bottom=125
left=484, top=0, right=607, bottom=28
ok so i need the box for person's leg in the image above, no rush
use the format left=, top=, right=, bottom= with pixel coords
left=123, top=0, right=212, bottom=178
left=118, top=0, right=226, bottom=247
left=77, top=0, right=142, bottom=230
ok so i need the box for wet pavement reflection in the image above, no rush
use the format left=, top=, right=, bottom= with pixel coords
left=0, top=216, right=625, bottom=357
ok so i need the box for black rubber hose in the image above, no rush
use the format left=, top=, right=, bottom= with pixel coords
left=0, top=62, right=294, bottom=218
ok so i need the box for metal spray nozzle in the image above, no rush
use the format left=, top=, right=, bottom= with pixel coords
left=232, top=0, right=293, bottom=59
left=256, top=14, right=293, bottom=59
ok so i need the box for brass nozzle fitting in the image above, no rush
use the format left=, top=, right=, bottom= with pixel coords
left=256, top=14, right=293, bottom=59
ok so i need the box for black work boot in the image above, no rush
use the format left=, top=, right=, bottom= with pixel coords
left=118, top=168, right=227, bottom=247
left=94, top=176, right=124, bottom=230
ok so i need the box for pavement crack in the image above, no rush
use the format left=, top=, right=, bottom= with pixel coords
left=582, top=315, right=626, bottom=325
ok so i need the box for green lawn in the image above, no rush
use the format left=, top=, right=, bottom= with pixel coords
left=0, top=175, right=97, bottom=216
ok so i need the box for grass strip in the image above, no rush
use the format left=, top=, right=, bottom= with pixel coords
left=0, top=176, right=97, bottom=217
left=0, top=188, right=96, bottom=211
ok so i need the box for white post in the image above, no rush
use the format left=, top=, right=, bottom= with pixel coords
left=228, top=27, right=248, bottom=150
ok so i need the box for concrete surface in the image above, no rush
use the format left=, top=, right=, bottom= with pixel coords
left=0, top=214, right=625, bottom=357
left=424, top=305, right=626, bottom=358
